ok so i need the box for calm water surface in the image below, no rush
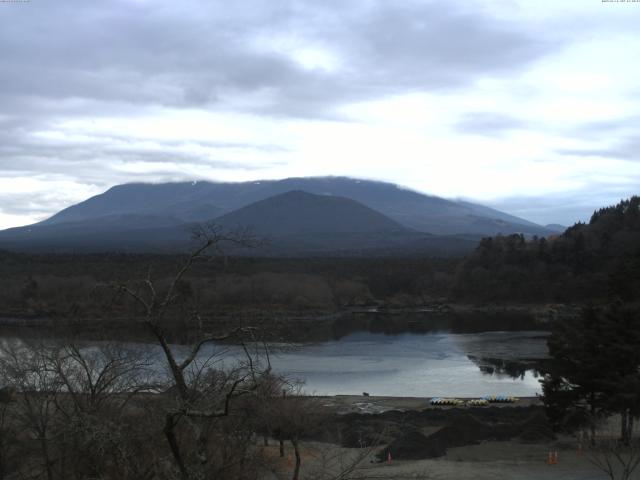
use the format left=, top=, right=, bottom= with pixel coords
left=165, top=330, right=547, bottom=397
left=2, top=330, right=548, bottom=397
left=264, top=331, right=546, bottom=397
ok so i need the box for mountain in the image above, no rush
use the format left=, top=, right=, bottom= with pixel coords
left=545, top=224, right=567, bottom=233
left=40, top=182, right=224, bottom=226
left=0, top=214, right=190, bottom=253
left=0, top=177, right=557, bottom=255
left=214, top=190, right=407, bottom=236
left=211, top=190, right=429, bottom=253
left=0, top=188, right=483, bottom=255
left=41, top=177, right=553, bottom=236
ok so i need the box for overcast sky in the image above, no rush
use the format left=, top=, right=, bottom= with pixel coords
left=1, top=0, right=639, bottom=228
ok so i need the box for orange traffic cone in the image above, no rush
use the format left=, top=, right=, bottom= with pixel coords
left=547, top=451, right=556, bottom=465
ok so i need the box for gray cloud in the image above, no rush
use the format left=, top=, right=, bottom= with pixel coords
left=559, top=136, right=640, bottom=161
left=0, top=0, right=558, bottom=222
left=454, top=112, right=527, bottom=137
left=1, top=0, right=552, bottom=116
left=0, top=135, right=283, bottom=176
left=0, top=120, right=286, bottom=213
left=0, top=189, right=74, bottom=220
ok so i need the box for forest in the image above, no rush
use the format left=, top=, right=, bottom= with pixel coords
left=453, top=196, right=640, bottom=303
left=1, top=197, right=638, bottom=323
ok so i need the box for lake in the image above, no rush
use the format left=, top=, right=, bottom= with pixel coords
left=0, top=329, right=548, bottom=397
left=158, top=330, right=548, bottom=397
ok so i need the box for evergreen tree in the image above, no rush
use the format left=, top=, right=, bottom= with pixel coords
left=599, top=303, right=640, bottom=445
left=541, top=307, right=609, bottom=443
left=541, top=304, right=640, bottom=444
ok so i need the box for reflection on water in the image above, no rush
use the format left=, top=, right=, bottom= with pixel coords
left=264, top=331, right=547, bottom=397
left=468, top=356, right=539, bottom=380
left=0, top=330, right=548, bottom=398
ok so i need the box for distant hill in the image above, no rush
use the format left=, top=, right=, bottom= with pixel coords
left=0, top=216, right=190, bottom=253
left=0, top=190, right=480, bottom=255
left=545, top=224, right=566, bottom=233
left=0, top=177, right=556, bottom=255
left=214, top=190, right=408, bottom=236
left=40, top=182, right=222, bottom=225
left=211, top=190, right=431, bottom=254
left=41, top=177, right=553, bottom=236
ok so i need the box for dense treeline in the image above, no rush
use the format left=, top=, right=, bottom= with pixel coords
left=541, top=302, right=640, bottom=442
left=539, top=301, right=640, bottom=480
left=0, top=252, right=457, bottom=318
left=454, top=197, right=640, bottom=302
left=2, top=196, right=638, bottom=317
left=496, top=197, right=640, bottom=459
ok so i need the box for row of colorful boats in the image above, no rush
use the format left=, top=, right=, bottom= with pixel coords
left=429, top=395, right=519, bottom=406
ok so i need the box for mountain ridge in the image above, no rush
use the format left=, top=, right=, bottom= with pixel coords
left=214, top=190, right=411, bottom=236
left=40, top=176, right=553, bottom=236
left=0, top=177, right=556, bottom=256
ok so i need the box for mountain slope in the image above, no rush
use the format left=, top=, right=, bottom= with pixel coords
left=1, top=190, right=464, bottom=255
left=40, top=182, right=219, bottom=225
left=41, top=177, right=553, bottom=236
left=214, top=190, right=408, bottom=236
left=0, top=214, right=191, bottom=252
left=210, top=190, right=431, bottom=253
left=0, top=177, right=555, bottom=255
left=545, top=224, right=566, bottom=233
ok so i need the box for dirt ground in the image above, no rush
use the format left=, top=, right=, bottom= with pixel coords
left=361, top=439, right=605, bottom=479
left=261, top=395, right=612, bottom=479
left=264, top=438, right=607, bottom=480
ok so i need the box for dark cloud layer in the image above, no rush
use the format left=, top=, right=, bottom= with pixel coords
left=0, top=0, right=556, bottom=222
left=2, top=0, right=549, bottom=117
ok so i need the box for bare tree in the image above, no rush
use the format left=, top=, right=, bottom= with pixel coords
left=0, top=337, right=159, bottom=480
left=48, top=341, right=152, bottom=414
left=589, top=439, right=640, bottom=480
left=0, top=224, right=443, bottom=480
left=112, top=225, right=277, bottom=479
left=0, top=340, right=63, bottom=480
left=0, top=389, right=18, bottom=479
left=582, top=416, right=640, bottom=480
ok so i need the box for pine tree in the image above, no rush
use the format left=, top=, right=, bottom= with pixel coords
left=541, top=304, right=640, bottom=444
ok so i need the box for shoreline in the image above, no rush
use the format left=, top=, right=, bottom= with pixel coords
left=315, top=394, right=542, bottom=414
left=0, top=301, right=571, bottom=344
